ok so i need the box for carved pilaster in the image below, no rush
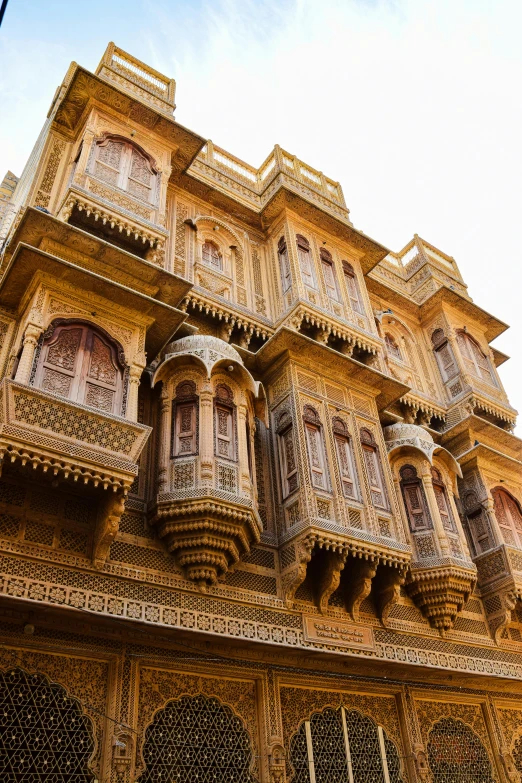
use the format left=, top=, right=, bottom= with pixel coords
left=14, top=323, right=43, bottom=385
left=199, top=383, right=214, bottom=488
left=157, top=385, right=170, bottom=493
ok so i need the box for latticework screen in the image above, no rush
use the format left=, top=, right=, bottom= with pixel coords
left=138, top=693, right=257, bottom=782
left=0, top=668, right=95, bottom=781
left=427, top=717, right=494, bottom=783
left=289, top=706, right=402, bottom=783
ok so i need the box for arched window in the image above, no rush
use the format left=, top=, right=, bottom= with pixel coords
left=431, top=468, right=456, bottom=532
left=431, top=329, right=458, bottom=383
left=492, top=488, right=522, bottom=547
left=303, top=405, right=329, bottom=491
left=296, top=234, right=316, bottom=289
left=214, top=384, right=236, bottom=461
left=385, top=333, right=402, bottom=361
left=342, top=261, right=365, bottom=315
left=278, top=237, right=292, bottom=293
left=0, top=667, right=95, bottom=781
left=276, top=411, right=298, bottom=499
left=289, top=706, right=403, bottom=783
left=399, top=464, right=433, bottom=532
left=332, top=417, right=358, bottom=499
left=320, top=248, right=339, bottom=301
left=427, top=717, right=494, bottom=783
left=360, top=428, right=388, bottom=509
left=139, top=694, right=256, bottom=783
left=34, top=320, right=125, bottom=415
left=172, top=380, right=198, bottom=457
left=456, top=330, right=495, bottom=386
left=93, top=135, right=158, bottom=204
left=202, top=240, right=223, bottom=271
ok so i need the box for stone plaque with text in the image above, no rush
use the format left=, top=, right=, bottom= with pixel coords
left=303, top=616, right=375, bottom=651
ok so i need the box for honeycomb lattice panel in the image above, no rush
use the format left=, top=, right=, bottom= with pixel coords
left=0, top=668, right=95, bottom=781
left=138, top=694, right=257, bottom=782
left=427, top=718, right=494, bottom=783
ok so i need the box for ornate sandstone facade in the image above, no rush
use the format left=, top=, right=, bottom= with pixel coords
left=0, top=42, right=521, bottom=783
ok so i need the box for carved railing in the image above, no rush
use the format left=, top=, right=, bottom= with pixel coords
left=58, top=186, right=168, bottom=265
left=96, top=42, right=176, bottom=115
left=0, top=379, right=150, bottom=492
left=192, top=142, right=348, bottom=213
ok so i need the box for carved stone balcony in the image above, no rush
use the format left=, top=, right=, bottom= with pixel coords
left=279, top=526, right=411, bottom=625
left=58, top=186, right=168, bottom=264
left=0, top=380, right=150, bottom=567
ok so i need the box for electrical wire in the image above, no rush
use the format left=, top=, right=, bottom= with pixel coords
left=0, top=0, right=9, bottom=28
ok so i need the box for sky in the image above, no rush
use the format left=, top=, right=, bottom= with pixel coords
left=1, top=0, right=521, bottom=433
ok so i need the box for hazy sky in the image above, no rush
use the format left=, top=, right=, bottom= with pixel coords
left=1, top=0, right=521, bottom=432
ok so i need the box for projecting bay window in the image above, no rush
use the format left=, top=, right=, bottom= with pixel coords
left=320, top=248, right=339, bottom=301
left=296, top=234, right=316, bottom=289
left=343, top=261, right=365, bottom=315
left=278, top=237, right=292, bottom=294
left=399, top=465, right=433, bottom=532
left=360, top=428, right=388, bottom=509
left=276, top=412, right=298, bottom=499
left=214, top=384, right=236, bottom=461
left=332, top=417, right=358, bottom=500
left=93, top=135, right=158, bottom=204
left=303, top=406, right=329, bottom=491
left=172, top=380, right=199, bottom=457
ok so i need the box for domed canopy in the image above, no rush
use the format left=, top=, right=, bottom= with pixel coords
left=383, top=422, right=461, bottom=478
left=152, top=335, right=267, bottom=422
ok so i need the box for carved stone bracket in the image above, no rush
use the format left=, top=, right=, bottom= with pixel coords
left=342, top=557, right=378, bottom=621
left=483, top=587, right=520, bottom=645
left=405, top=564, right=477, bottom=633
left=93, top=490, right=126, bottom=569
left=281, top=538, right=314, bottom=607
left=149, top=495, right=262, bottom=586
left=374, top=564, right=407, bottom=627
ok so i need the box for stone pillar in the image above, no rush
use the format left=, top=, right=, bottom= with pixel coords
left=126, top=361, right=145, bottom=422
left=14, top=323, right=43, bottom=385
left=420, top=461, right=451, bottom=557
left=157, top=384, right=171, bottom=494
left=73, top=126, right=97, bottom=187
left=199, top=381, right=214, bottom=489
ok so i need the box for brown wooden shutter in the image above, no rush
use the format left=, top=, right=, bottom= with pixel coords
left=334, top=434, right=356, bottom=499
left=175, top=402, right=197, bottom=456
left=79, top=331, right=122, bottom=414
left=37, top=325, right=85, bottom=400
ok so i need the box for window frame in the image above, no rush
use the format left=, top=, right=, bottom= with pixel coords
left=399, top=464, right=433, bottom=532
left=201, top=240, right=224, bottom=272
left=278, top=236, right=292, bottom=294
left=360, top=428, right=389, bottom=509
left=171, top=380, right=199, bottom=458
left=303, top=407, right=329, bottom=492
left=92, top=134, right=158, bottom=205
left=276, top=412, right=298, bottom=500
left=492, top=487, right=522, bottom=548
left=342, top=261, right=365, bottom=315
left=456, top=330, right=496, bottom=386
left=431, top=329, right=459, bottom=383
left=296, top=234, right=317, bottom=290
left=431, top=467, right=456, bottom=532
left=320, top=248, right=340, bottom=302
left=332, top=417, right=358, bottom=500
left=213, top=384, right=237, bottom=462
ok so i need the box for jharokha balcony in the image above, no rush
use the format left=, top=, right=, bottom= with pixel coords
left=0, top=379, right=150, bottom=567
